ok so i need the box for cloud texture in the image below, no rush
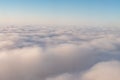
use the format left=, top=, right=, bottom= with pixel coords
left=0, top=25, right=120, bottom=80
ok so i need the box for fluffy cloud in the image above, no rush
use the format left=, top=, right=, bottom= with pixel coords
left=47, top=60, right=120, bottom=80
left=0, top=26, right=120, bottom=80
left=46, top=73, right=77, bottom=80
left=81, top=60, right=120, bottom=80
left=0, top=43, right=99, bottom=80
left=0, top=47, right=42, bottom=80
left=0, top=33, right=18, bottom=49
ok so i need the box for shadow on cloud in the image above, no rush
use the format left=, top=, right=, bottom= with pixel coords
left=0, top=26, right=120, bottom=80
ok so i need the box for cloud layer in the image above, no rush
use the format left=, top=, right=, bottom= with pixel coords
left=81, top=61, right=120, bottom=80
left=0, top=25, right=120, bottom=80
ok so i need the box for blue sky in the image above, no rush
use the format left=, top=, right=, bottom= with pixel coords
left=0, top=0, right=120, bottom=26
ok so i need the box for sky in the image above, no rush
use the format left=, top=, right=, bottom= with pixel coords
left=0, top=0, right=120, bottom=26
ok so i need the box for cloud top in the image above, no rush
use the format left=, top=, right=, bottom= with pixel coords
left=0, top=25, right=120, bottom=80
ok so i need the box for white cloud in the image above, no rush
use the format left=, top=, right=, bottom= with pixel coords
left=46, top=73, right=76, bottom=80
left=0, top=43, right=99, bottom=80
left=81, top=61, right=120, bottom=80
left=0, top=26, right=120, bottom=80
left=0, top=33, right=19, bottom=49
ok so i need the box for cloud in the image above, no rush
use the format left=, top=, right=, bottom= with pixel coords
left=81, top=60, right=120, bottom=80
left=0, top=43, right=99, bottom=80
left=47, top=60, right=120, bottom=80
left=0, top=33, right=19, bottom=49
left=0, top=47, right=43, bottom=80
left=46, top=73, right=77, bottom=80
left=0, top=26, right=120, bottom=80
